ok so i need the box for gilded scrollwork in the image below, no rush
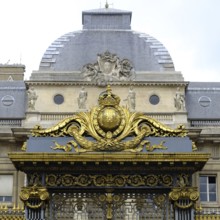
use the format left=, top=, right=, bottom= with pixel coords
left=94, top=193, right=124, bottom=220
left=46, top=174, right=59, bottom=186
left=154, top=194, right=166, bottom=208
left=127, top=175, right=145, bottom=186
left=192, top=141, right=198, bottom=151
left=143, top=140, right=168, bottom=152
left=28, top=173, right=42, bottom=186
left=50, top=140, right=77, bottom=152
left=31, top=86, right=187, bottom=153
left=21, top=141, right=27, bottom=151
left=19, top=185, right=49, bottom=209
left=77, top=174, right=92, bottom=186
left=145, top=174, right=159, bottom=186
left=61, top=174, right=75, bottom=186
left=176, top=174, right=190, bottom=187
left=46, top=174, right=173, bottom=187
left=160, top=175, right=173, bottom=187
left=169, top=187, right=199, bottom=209
left=167, top=173, right=192, bottom=209
left=135, top=193, right=167, bottom=211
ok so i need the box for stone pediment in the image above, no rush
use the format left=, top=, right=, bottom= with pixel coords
left=82, top=51, right=135, bottom=86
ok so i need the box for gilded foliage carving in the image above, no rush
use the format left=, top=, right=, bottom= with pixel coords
left=46, top=174, right=173, bottom=187
left=19, top=185, right=49, bottom=209
left=176, top=174, right=190, bottom=187
left=169, top=187, right=199, bottom=209
left=28, top=173, right=42, bottom=186
left=94, top=193, right=125, bottom=219
left=31, top=86, right=187, bottom=153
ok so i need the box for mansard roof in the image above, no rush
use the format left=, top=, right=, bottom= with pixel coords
left=186, top=82, right=220, bottom=119
left=0, top=81, right=26, bottom=118
left=38, top=7, right=175, bottom=74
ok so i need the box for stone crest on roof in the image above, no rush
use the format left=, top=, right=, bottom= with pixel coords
left=82, top=51, right=135, bottom=86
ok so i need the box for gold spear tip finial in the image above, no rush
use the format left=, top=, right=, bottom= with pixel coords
left=105, top=0, right=109, bottom=8
left=107, top=84, right=112, bottom=94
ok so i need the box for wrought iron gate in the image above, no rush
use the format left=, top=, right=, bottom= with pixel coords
left=46, top=191, right=174, bottom=220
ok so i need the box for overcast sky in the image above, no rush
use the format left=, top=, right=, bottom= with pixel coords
left=0, top=0, right=220, bottom=81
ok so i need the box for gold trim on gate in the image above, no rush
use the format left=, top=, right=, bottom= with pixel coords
left=19, top=185, right=49, bottom=209
left=45, top=174, right=173, bottom=187
left=169, top=187, right=199, bottom=209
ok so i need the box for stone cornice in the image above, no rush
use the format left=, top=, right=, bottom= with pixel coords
left=25, top=81, right=188, bottom=87
left=9, top=152, right=210, bottom=173
left=8, top=152, right=210, bottom=162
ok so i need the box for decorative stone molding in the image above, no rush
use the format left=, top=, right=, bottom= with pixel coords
left=82, top=51, right=135, bottom=86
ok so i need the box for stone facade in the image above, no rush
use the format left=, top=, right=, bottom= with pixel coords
left=0, top=5, right=220, bottom=219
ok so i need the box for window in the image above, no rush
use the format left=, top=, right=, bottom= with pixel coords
left=198, top=96, right=211, bottom=107
left=149, top=95, right=160, bottom=105
left=1, top=95, right=15, bottom=106
left=0, top=175, right=13, bottom=202
left=200, top=175, right=217, bottom=202
left=54, top=94, right=64, bottom=105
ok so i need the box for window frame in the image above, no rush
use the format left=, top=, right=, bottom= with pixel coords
left=199, top=175, right=217, bottom=203
left=0, top=173, right=14, bottom=203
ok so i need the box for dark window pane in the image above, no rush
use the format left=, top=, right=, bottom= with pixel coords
left=200, top=185, right=207, bottom=192
left=209, top=193, right=216, bottom=202
left=200, top=193, right=207, bottom=201
left=54, top=94, right=64, bottom=105
left=149, top=95, right=160, bottom=105
left=0, top=196, right=12, bottom=202
left=209, top=184, right=216, bottom=192
left=200, top=176, right=207, bottom=183
left=209, top=176, right=216, bottom=184
left=200, top=175, right=217, bottom=202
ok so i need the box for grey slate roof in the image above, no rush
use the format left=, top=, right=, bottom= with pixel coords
left=39, top=30, right=174, bottom=72
left=186, top=82, right=220, bottom=119
left=0, top=81, right=26, bottom=118
left=82, top=8, right=132, bottom=30
left=38, top=7, right=174, bottom=73
left=82, top=8, right=131, bottom=13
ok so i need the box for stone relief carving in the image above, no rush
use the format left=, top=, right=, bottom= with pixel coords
left=77, top=86, right=87, bottom=109
left=124, top=87, right=136, bottom=111
left=82, top=51, right=135, bottom=86
left=27, top=87, right=38, bottom=111
left=174, top=87, right=185, bottom=111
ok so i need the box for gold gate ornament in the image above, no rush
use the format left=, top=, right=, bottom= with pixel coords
left=19, top=185, right=49, bottom=209
left=169, top=187, right=199, bottom=209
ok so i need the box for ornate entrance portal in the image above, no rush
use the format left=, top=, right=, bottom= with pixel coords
left=9, top=86, right=209, bottom=220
